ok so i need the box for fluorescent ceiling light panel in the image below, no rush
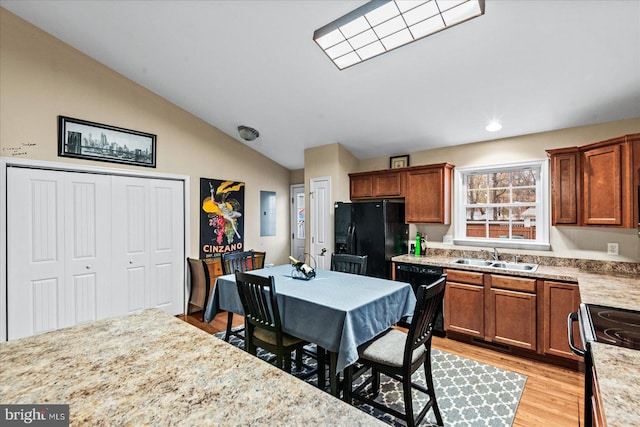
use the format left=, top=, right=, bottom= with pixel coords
left=313, top=0, right=485, bottom=70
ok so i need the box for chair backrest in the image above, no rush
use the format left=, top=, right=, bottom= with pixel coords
left=404, top=275, right=446, bottom=366
left=235, top=271, right=282, bottom=336
left=330, top=253, right=368, bottom=275
left=221, top=250, right=256, bottom=275
left=187, top=257, right=210, bottom=307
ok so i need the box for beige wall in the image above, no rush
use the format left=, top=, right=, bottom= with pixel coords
left=358, top=118, right=640, bottom=262
left=0, top=8, right=292, bottom=265
left=4, top=7, right=637, bottom=266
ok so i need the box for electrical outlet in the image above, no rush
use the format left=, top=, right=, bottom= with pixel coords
left=607, top=243, right=619, bottom=256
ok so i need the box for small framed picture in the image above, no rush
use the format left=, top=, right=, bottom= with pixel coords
left=58, top=116, right=157, bottom=168
left=389, top=154, right=409, bottom=169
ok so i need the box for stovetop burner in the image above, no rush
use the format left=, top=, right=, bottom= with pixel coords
left=585, top=305, right=640, bottom=350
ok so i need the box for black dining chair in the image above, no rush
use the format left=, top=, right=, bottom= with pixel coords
left=330, top=253, right=368, bottom=275
left=187, top=257, right=210, bottom=322
left=344, top=276, right=446, bottom=427
left=235, top=271, right=309, bottom=373
left=220, top=250, right=257, bottom=341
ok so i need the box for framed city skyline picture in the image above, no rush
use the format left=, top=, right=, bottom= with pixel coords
left=58, top=115, right=157, bottom=167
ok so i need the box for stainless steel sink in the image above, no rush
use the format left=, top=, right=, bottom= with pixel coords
left=450, top=258, right=494, bottom=267
left=450, top=258, right=538, bottom=272
left=490, top=262, right=538, bottom=272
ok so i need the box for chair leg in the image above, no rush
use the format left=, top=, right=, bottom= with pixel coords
left=343, top=365, right=352, bottom=402
left=424, top=358, right=443, bottom=426
left=282, top=350, right=292, bottom=373
left=403, top=374, right=415, bottom=427
left=295, top=347, right=303, bottom=372
left=371, top=368, right=381, bottom=397
left=224, top=311, right=234, bottom=342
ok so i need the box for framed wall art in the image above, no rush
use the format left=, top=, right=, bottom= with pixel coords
left=58, top=116, right=157, bottom=167
left=390, top=154, right=410, bottom=169
left=199, top=178, right=245, bottom=259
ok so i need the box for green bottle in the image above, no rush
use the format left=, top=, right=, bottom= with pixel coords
left=415, top=232, right=421, bottom=256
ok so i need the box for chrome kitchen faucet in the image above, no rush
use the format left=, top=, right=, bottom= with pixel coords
left=481, top=247, right=500, bottom=261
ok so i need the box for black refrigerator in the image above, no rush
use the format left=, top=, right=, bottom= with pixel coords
left=334, top=200, right=408, bottom=279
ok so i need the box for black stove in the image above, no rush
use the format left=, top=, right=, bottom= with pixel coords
left=580, top=303, right=640, bottom=350
left=569, top=303, right=640, bottom=426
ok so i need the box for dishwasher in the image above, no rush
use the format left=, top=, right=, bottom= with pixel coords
left=395, top=263, right=446, bottom=337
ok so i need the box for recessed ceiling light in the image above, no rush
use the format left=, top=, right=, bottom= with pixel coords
left=485, top=121, right=502, bottom=132
left=314, top=0, right=486, bottom=70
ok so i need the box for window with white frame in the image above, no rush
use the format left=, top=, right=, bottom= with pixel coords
left=454, top=160, right=550, bottom=250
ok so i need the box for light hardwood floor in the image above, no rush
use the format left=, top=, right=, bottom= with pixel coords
left=179, top=311, right=584, bottom=427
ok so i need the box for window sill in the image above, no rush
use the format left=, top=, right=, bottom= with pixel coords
left=453, top=238, right=551, bottom=251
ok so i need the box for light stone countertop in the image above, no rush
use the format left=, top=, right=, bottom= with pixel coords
left=392, top=253, right=640, bottom=427
left=591, top=343, right=640, bottom=427
left=0, top=309, right=383, bottom=426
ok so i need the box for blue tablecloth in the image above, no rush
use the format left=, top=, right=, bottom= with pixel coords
left=204, top=264, right=416, bottom=372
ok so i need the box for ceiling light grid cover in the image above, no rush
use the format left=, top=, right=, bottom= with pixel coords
left=314, top=0, right=485, bottom=70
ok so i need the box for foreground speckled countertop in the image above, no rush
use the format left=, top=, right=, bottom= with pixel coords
left=393, top=253, right=640, bottom=426
left=0, top=309, right=383, bottom=426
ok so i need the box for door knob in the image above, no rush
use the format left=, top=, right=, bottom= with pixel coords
left=85, top=265, right=91, bottom=269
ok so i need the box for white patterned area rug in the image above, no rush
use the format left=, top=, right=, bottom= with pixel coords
left=214, top=330, right=527, bottom=426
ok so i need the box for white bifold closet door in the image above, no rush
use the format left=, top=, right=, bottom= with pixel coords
left=111, top=175, right=184, bottom=316
left=7, top=167, right=184, bottom=340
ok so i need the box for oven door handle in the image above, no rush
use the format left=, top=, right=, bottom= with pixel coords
left=567, top=311, right=586, bottom=357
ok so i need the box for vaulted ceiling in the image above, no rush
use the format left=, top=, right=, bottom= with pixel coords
left=2, top=0, right=639, bottom=170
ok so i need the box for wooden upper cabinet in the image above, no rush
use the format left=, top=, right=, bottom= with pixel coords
left=349, top=163, right=454, bottom=224
left=547, top=133, right=638, bottom=228
left=547, top=147, right=579, bottom=225
left=349, top=170, right=404, bottom=200
left=582, top=140, right=626, bottom=226
left=350, top=174, right=373, bottom=199
left=630, top=135, right=640, bottom=230
left=405, top=163, right=454, bottom=224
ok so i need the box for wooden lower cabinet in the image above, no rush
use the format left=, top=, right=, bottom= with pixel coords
left=444, top=269, right=484, bottom=337
left=487, top=288, right=537, bottom=350
left=592, top=367, right=607, bottom=427
left=443, top=269, right=583, bottom=364
left=541, top=280, right=582, bottom=361
left=445, top=282, right=484, bottom=337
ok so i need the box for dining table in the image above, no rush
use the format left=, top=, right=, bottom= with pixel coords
left=204, top=264, right=416, bottom=396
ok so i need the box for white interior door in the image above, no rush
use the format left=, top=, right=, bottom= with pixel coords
left=111, top=176, right=184, bottom=316
left=63, top=172, right=112, bottom=326
left=7, top=168, right=111, bottom=339
left=111, top=176, right=150, bottom=315
left=5, top=165, right=186, bottom=340
left=290, top=184, right=305, bottom=260
left=8, top=167, right=65, bottom=339
left=309, top=177, right=331, bottom=270
left=147, top=179, right=184, bottom=314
